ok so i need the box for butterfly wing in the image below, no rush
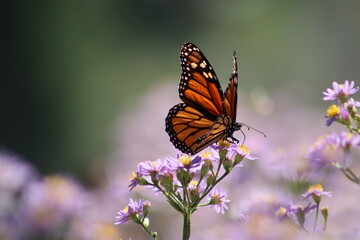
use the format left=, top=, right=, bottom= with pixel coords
left=223, top=51, right=238, bottom=121
left=179, top=42, right=224, bottom=120
left=165, top=103, right=227, bottom=154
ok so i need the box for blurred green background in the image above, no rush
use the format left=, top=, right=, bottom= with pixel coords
left=2, top=0, right=360, bottom=179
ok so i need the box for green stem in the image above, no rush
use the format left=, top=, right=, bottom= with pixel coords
left=182, top=211, right=191, bottom=240
left=313, top=203, right=319, bottom=232
left=340, top=167, right=360, bottom=185
left=139, top=218, right=158, bottom=239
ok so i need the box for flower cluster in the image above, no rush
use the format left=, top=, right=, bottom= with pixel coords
left=307, top=131, right=360, bottom=169
left=115, top=141, right=257, bottom=239
left=275, top=184, right=331, bottom=231
left=323, top=80, right=360, bottom=128
left=308, top=80, right=360, bottom=184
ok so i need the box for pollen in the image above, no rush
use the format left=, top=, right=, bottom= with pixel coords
left=326, top=104, right=340, bottom=118
left=200, top=151, right=212, bottom=159
left=239, top=145, right=250, bottom=155
left=178, top=155, right=192, bottom=166
left=189, top=180, right=198, bottom=187
left=129, top=172, right=138, bottom=181
left=274, top=207, right=287, bottom=216
left=308, top=184, right=323, bottom=193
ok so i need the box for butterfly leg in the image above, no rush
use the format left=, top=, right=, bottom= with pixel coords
left=228, top=136, right=239, bottom=144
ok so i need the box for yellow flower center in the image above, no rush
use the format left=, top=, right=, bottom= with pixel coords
left=218, top=139, right=231, bottom=148
left=200, top=151, right=212, bottom=159
left=326, top=105, right=340, bottom=118
left=239, top=145, right=250, bottom=155
left=129, top=172, right=138, bottom=181
left=274, top=207, right=287, bottom=216
left=123, top=206, right=129, bottom=213
left=178, top=155, right=192, bottom=166
left=308, top=184, right=323, bottom=193
left=189, top=180, right=198, bottom=187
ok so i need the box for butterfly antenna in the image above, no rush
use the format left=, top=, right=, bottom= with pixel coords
left=239, top=128, right=246, bottom=146
left=240, top=123, right=267, bottom=138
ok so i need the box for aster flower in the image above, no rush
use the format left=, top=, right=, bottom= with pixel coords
left=210, top=139, right=233, bottom=152
left=208, top=187, right=230, bottom=214
left=187, top=180, right=206, bottom=201
left=325, top=104, right=340, bottom=126
left=339, top=105, right=350, bottom=121
left=347, top=98, right=360, bottom=108
left=285, top=203, right=316, bottom=227
left=114, top=199, right=147, bottom=225
left=0, top=152, right=36, bottom=192
left=301, top=184, right=332, bottom=204
left=232, top=144, right=258, bottom=161
left=128, top=171, right=143, bottom=191
left=323, top=80, right=359, bottom=102
left=138, top=159, right=169, bottom=178
left=307, top=131, right=360, bottom=169
left=274, top=206, right=288, bottom=219
left=167, top=154, right=203, bottom=172
left=21, top=175, right=86, bottom=233
left=211, top=142, right=257, bottom=163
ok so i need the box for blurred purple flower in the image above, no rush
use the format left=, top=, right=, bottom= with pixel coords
left=307, top=131, right=360, bottom=169
left=114, top=198, right=148, bottom=225
left=0, top=152, right=36, bottom=192
left=339, top=105, right=350, bottom=120
left=347, top=98, right=360, bottom=108
left=21, top=175, right=86, bottom=233
left=301, top=184, right=332, bottom=202
left=323, top=80, right=359, bottom=102
left=286, top=203, right=316, bottom=226
left=208, top=187, right=230, bottom=214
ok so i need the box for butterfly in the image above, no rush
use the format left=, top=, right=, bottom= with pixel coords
left=165, top=42, right=263, bottom=155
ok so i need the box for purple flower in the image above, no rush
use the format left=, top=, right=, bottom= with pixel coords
left=347, top=98, right=360, bottom=108
left=210, top=140, right=233, bottom=152
left=339, top=105, right=350, bottom=120
left=325, top=104, right=339, bottom=126
left=301, top=184, right=332, bottom=203
left=138, top=159, right=169, bottom=177
left=0, top=152, right=36, bottom=192
left=21, top=175, right=86, bottom=232
left=166, top=154, right=202, bottom=172
left=211, top=141, right=257, bottom=163
left=232, top=145, right=258, bottom=161
left=323, top=80, right=359, bottom=102
left=307, top=131, right=360, bottom=168
left=285, top=203, right=316, bottom=226
left=128, top=171, right=143, bottom=191
left=114, top=199, right=149, bottom=225
left=208, top=187, right=230, bottom=214
left=331, top=131, right=360, bottom=148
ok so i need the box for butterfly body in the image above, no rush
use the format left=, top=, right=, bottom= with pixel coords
left=165, top=42, right=242, bottom=155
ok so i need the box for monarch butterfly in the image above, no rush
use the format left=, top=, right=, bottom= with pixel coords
left=165, top=42, right=264, bottom=155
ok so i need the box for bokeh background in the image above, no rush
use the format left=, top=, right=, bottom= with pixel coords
left=2, top=1, right=360, bottom=239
